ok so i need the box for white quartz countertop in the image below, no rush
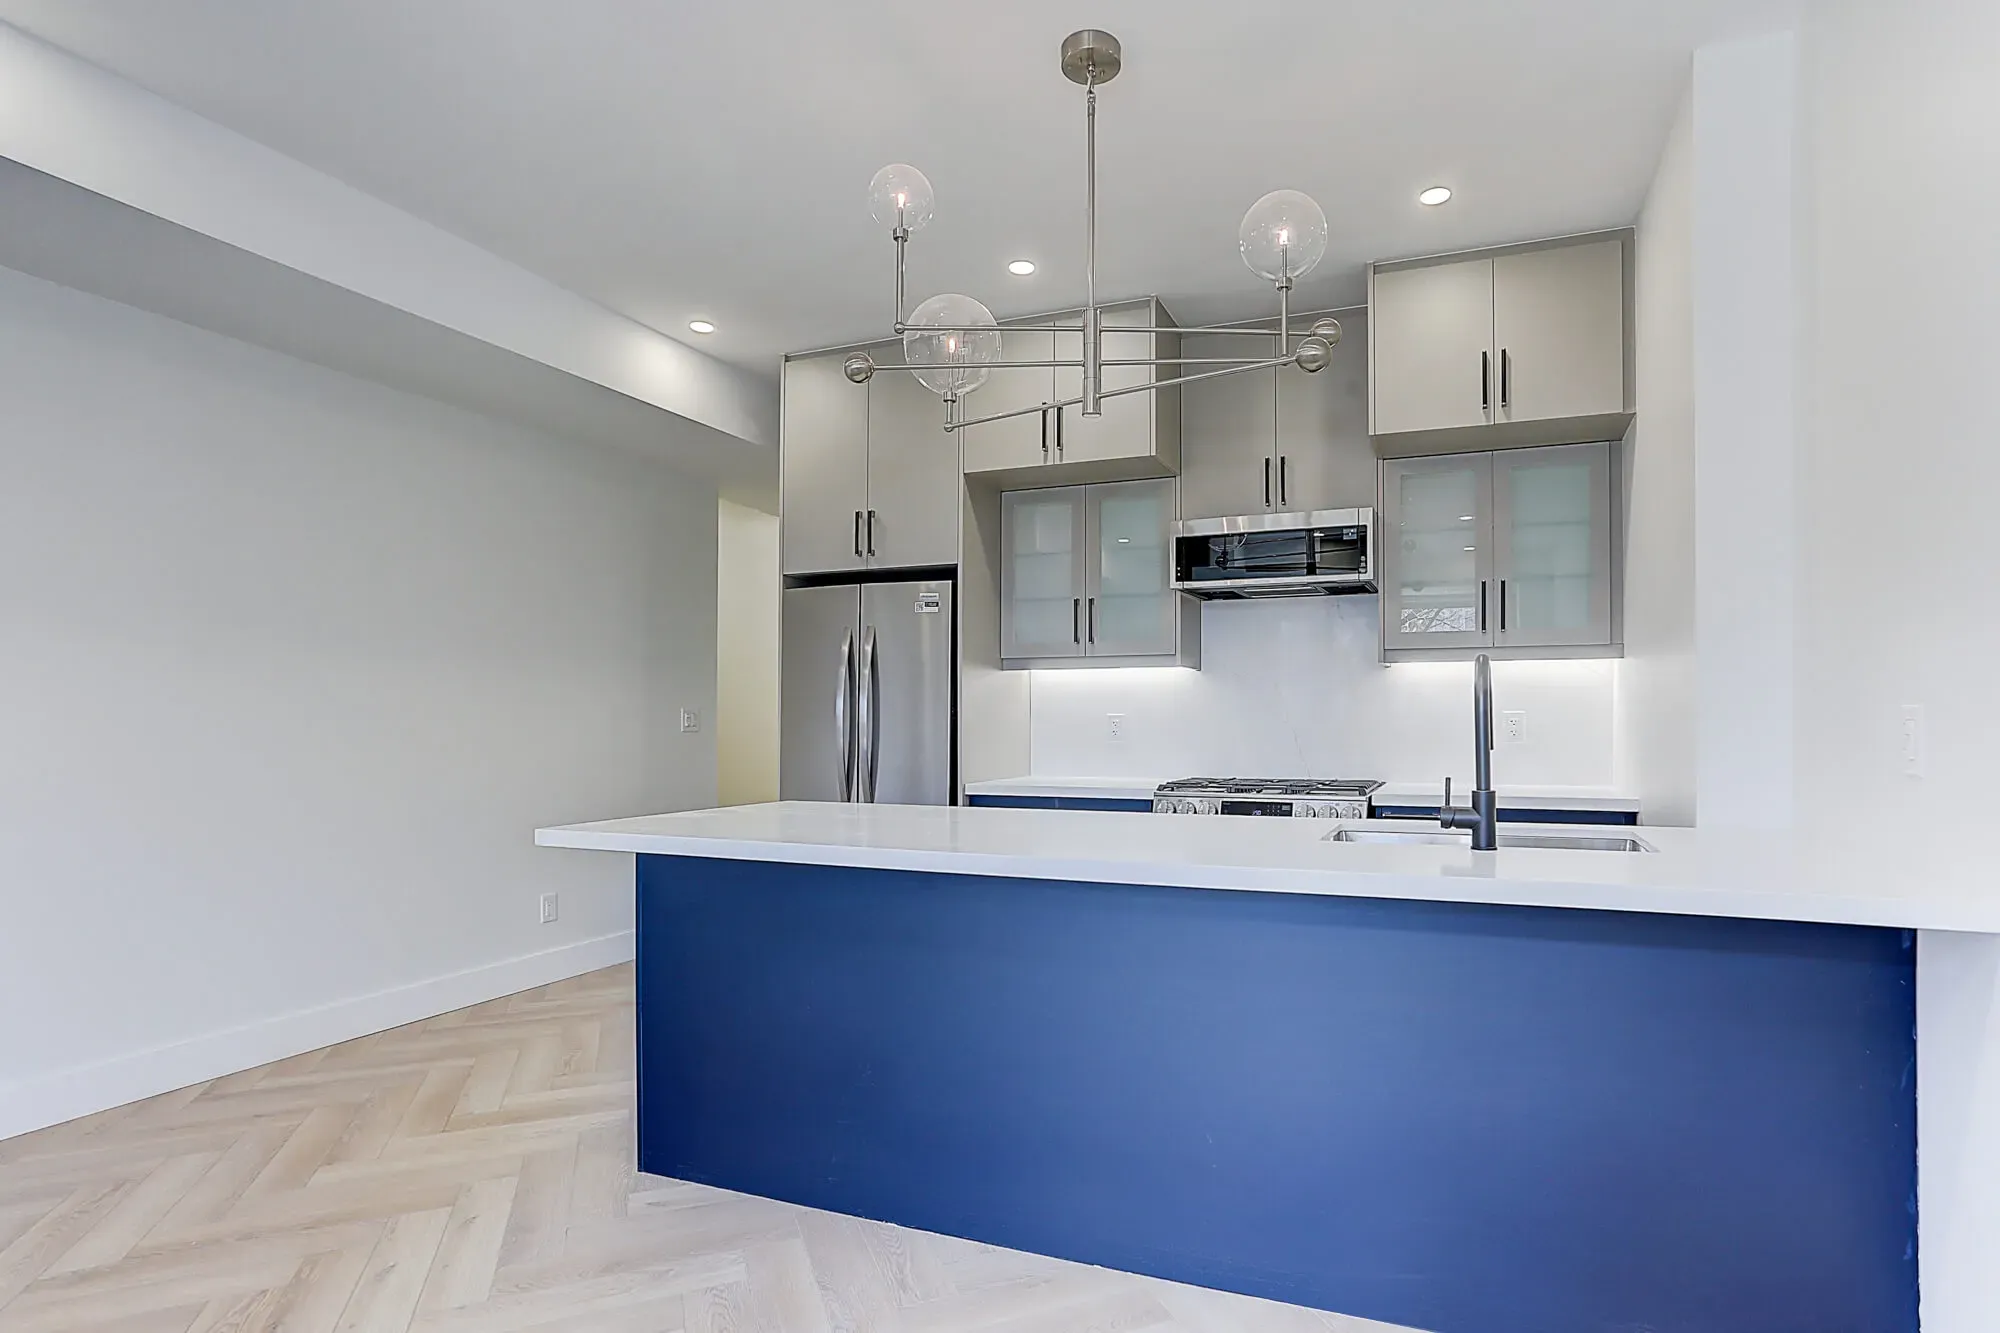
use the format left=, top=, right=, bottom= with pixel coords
left=964, top=777, right=1641, bottom=812
left=538, top=802, right=1999, bottom=934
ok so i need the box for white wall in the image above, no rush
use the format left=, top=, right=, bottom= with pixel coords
left=1690, top=31, right=1799, bottom=829
left=1030, top=598, right=1618, bottom=789
left=1617, top=89, right=1698, bottom=826
left=0, top=266, right=718, bottom=1139
left=1791, top=1, right=2000, bottom=858
left=716, top=499, right=779, bottom=805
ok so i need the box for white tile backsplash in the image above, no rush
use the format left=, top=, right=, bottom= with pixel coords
left=1029, top=597, right=1617, bottom=787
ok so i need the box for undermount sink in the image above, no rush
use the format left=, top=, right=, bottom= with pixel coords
left=1323, top=826, right=1656, bottom=853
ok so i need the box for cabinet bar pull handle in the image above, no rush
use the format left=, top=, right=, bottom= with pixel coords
left=1055, top=408, right=1064, bottom=460
left=1479, top=580, right=1488, bottom=633
left=1040, top=406, right=1050, bottom=459
left=1501, top=348, right=1512, bottom=410
left=1279, top=456, right=1289, bottom=508
left=1499, top=579, right=1507, bottom=632
left=853, top=510, right=864, bottom=558
left=866, top=509, right=877, bottom=556
left=1088, top=596, right=1096, bottom=644
left=1264, top=456, right=1272, bottom=507
left=1072, top=597, right=1081, bottom=644
left=1481, top=352, right=1491, bottom=414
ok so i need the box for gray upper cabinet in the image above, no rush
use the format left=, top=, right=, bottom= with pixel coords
left=781, top=343, right=960, bottom=576
left=781, top=349, right=870, bottom=575
left=1055, top=302, right=1166, bottom=468
left=1370, top=262, right=1495, bottom=439
left=1178, top=312, right=1373, bottom=521
left=1276, top=310, right=1374, bottom=513
left=962, top=325, right=1056, bottom=475
left=1177, top=331, right=1276, bottom=520
left=864, top=361, right=961, bottom=569
left=1492, top=240, right=1628, bottom=427
left=963, top=298, right=1180, bottom=486
left=1000, top=478, right=1197, bottom=669
left=1379, top=440, right=1620, bottom=662
left=1369, top=231, right=1633, bottom=457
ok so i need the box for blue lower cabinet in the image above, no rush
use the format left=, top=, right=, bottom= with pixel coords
left=634, top=855, right=1917, bottom=1333
left=1371, top=804, right=1640, bottom=827
left=967, top=794, right=1153, bottom=813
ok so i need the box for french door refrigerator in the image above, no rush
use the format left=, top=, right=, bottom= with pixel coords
left=780, top=579, right=954, bottom=804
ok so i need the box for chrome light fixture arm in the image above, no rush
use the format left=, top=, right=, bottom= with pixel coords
left=864, top=29, right=1336, bottom=421
left=941, top=351, right=1304, bottom=434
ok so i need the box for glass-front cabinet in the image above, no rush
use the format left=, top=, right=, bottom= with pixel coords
left=1087, top=479, right=1177, bottom=657
left=1380, top=454, right=1494, bottom=653
left=1492, top=443, right=1614, bottom=649
left=1000, top=478, right=1196, bottom=668
left=1380, top=441, right=1617, bottom=661
left=999, top=488, right=1087, bottom=660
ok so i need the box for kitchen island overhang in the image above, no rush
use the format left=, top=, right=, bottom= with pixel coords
left=539, top=803, right=1998, bottom=1333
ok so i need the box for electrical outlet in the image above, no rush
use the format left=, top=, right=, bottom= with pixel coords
left=1502, top=710, right=1528, bottom=744
left=1901, top=705, right=1924, bottom=777
left=538, top=892, right=559, bottom=925
left=679, top=708, right=700, bottom=734
left=1107, top=713, right=1126, bottom=743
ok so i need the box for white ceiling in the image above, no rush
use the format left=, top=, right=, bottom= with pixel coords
left=0, top=1, right=1798, bottom=375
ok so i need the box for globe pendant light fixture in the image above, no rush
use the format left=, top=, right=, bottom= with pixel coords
left=841, top=30, right=1341, bottom=431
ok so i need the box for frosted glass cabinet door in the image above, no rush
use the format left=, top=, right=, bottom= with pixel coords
left=1380, top=454, right=1494, bottom=652
left=1085, top=478, right=1177, bottom=658
left=1000, top=487, right=1087, bottom=660
left=1491, top=442, right=1613, bottom=648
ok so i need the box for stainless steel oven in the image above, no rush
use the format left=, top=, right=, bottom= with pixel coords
left=1171, top=507, right=1375, bottom=599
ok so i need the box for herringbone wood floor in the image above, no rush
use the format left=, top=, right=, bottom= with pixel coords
left=0, top=965, right=1422, bottom=1333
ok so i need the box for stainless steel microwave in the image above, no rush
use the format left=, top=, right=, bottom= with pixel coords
left=1171, top=507, right=1376, bottom=599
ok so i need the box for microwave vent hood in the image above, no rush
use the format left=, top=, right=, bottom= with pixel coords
left=1172, top=507, right=1378, bottom=600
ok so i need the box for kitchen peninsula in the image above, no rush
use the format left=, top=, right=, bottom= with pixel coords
left=536, top=801, right=1982, bottom=1333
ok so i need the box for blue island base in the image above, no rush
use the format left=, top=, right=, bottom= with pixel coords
left=634, top=855, right=1917, bottom=1333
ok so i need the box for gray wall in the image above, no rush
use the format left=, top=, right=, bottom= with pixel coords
left=0, top=266, right=718, bottom=1137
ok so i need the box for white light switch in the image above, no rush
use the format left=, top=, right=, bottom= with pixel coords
left=680, top=708, right=701, bottom=734
left=1901, top=705, right=1924, bottom=778
left=539, top=892, right=559, bottom=925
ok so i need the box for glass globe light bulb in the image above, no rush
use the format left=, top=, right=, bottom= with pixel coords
left=868, top=163, right=935, bottom=232
left=1238, top=189, right=1329, bottom=282
left=902, top=293, right=1001, bottom=397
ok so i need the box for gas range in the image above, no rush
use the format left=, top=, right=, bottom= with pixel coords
left=1151, top=777, right=1384, bottom=819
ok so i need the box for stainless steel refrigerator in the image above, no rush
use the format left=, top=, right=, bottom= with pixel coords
left=780, top=579, right=954, bottom=804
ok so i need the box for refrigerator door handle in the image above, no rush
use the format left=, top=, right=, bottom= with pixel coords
left=835, top=629, right=855, bottom=801
left=857, top=627, right=880, bottom=802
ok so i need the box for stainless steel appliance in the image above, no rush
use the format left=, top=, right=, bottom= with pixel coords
left=1152, top=777, right=1383, bottom=818
left=781, top=580, right=954, bottom=804
left=1172, top=507, right=1376, bottom=599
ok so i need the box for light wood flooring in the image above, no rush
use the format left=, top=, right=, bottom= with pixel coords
left=0, top=964, right=1423, bottom=1333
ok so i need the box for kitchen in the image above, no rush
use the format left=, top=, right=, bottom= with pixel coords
left=541, top=18, right=1974, bottom=1333
left=2, top=4, right=1995, bottom=1333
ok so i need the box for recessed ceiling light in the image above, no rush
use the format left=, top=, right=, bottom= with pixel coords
left=1007, top=259, right=1037, bottom=276
left=1459, top=514, right=1476, bottom=521
left=687, top=319, right=716, bottom=334
left=1419, top=186, right=1454, bottom=207
left=1464, top=546, right=1477, bottom=552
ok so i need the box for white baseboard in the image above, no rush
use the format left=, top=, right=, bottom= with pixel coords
left=0, top=930, right=636, bottom=1144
